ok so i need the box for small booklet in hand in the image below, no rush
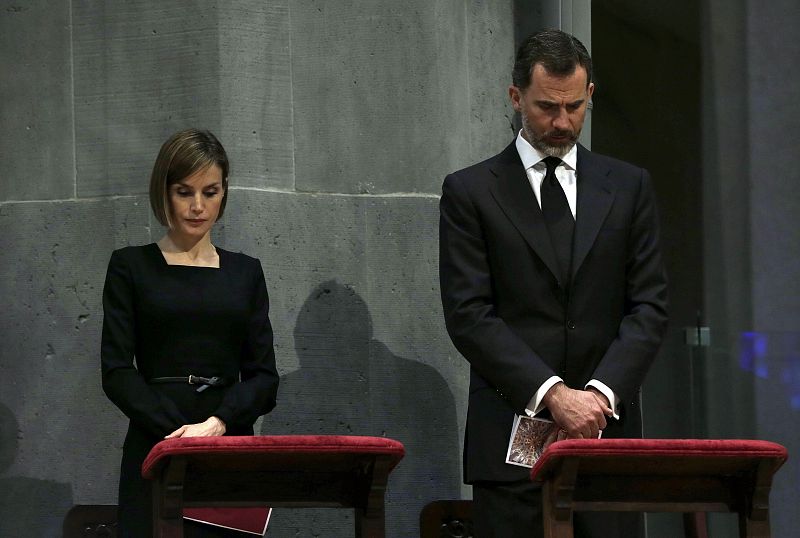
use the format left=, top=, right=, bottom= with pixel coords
left=505, top=414, right=558, bottom=468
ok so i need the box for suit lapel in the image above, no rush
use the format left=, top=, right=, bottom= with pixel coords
left=488, top=143, right=562, bottom=282
left=572, top=145, right=615, bottom=278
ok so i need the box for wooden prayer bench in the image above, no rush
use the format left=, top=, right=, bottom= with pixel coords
left=530, top=438, right=787, bottom=538
left=142, top=435, right=405, bottom=538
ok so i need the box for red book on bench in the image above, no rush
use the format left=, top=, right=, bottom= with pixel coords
left=183, top=507, right=271, bottom=536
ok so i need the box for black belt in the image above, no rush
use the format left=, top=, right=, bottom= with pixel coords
left=149, top=375, right=232, bottom=393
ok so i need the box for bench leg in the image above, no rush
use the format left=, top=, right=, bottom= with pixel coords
left=683, top=512, right=708, bottom=538
left=541, top=457, right=579, bottom=538
left=354, top=458, right=393, bottom=538
left=737, top=459, right=774, bottom=538
left=355, top=508, right=385, bottom=538
left=153, top=513, right=183, bottom=538
left=152, top=483, right=183, bottom=538
left=152, top=457, right=187, bottom=538
left=541, top=482, right=573, bottom=538
left=739, top=510, right=771, bottom=538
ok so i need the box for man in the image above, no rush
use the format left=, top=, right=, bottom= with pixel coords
left=439, top=29, right=668, bottom=537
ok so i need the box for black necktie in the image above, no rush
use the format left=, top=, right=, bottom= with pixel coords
left=540, top=156, right=574, bottom=286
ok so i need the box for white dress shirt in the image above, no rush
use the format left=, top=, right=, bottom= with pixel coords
left=514, top=131, right=620, bottom=421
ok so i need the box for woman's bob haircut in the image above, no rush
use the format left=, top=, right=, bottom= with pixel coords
left=149, top=128, right=230, bottom=228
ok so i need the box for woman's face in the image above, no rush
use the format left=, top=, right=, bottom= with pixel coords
left=168, top=164, right=225, bottom=240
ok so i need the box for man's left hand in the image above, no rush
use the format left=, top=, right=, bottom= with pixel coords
left=586, top=386, right=611, bottom=411
left=543, top=382, right=612, bottom=439
left=552, top=387, right=613, bottom=442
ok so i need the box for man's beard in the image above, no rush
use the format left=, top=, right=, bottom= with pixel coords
left=521, top=112, right=579, bottom=158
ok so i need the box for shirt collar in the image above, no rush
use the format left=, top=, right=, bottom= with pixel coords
left=514, top=129, right=578, bottom=172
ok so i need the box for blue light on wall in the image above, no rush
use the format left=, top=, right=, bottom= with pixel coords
left=740, top=332, right=800, bottom=410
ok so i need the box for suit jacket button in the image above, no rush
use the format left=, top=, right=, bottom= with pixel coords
left=567, top=320, right=576, bottom=330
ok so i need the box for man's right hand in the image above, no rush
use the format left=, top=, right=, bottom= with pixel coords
left=542, top=382, right=612, bottom=439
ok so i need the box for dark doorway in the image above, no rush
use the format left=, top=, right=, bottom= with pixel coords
left=592, top=2, right=703, bottom=536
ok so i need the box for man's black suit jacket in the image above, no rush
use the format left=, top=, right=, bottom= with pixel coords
left=439, top=141, right=668, bottom=483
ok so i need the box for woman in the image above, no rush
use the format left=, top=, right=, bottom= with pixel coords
left=101, top=129, right=279, bottom=537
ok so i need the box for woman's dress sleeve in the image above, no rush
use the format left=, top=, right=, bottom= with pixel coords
left=212, top=258, right=279, bottom=429
left=100, top=249, right=189, bottom=438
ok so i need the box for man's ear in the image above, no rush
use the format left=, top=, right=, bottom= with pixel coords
left=508, top=85, right=523, bottom=112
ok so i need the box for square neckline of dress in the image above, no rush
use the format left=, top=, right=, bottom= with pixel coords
left=149, top=242, right=223, bottom=270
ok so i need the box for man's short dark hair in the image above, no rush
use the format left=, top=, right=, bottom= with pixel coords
left=512, top=29, right=592, bottom=90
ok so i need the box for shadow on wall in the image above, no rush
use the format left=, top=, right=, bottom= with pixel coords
left=260, top=280, right=460, bottom=536
left=0, top=401, right=73, bottom=537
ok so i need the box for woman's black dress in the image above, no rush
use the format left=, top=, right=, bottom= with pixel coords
left=101, top=243, right=279, bottom=537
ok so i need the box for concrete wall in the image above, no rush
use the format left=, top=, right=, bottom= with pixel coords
left=0, top=1, right=515, bottom=536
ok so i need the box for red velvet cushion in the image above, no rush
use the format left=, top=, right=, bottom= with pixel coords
left=531, top=438, right=788, bottom=481
left=142, top=435, right=405, bottom=479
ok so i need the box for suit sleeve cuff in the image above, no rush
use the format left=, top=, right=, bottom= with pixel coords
left=525, top=376, right=563, bottom=417
left=585, top=379, right=620, bottom=420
